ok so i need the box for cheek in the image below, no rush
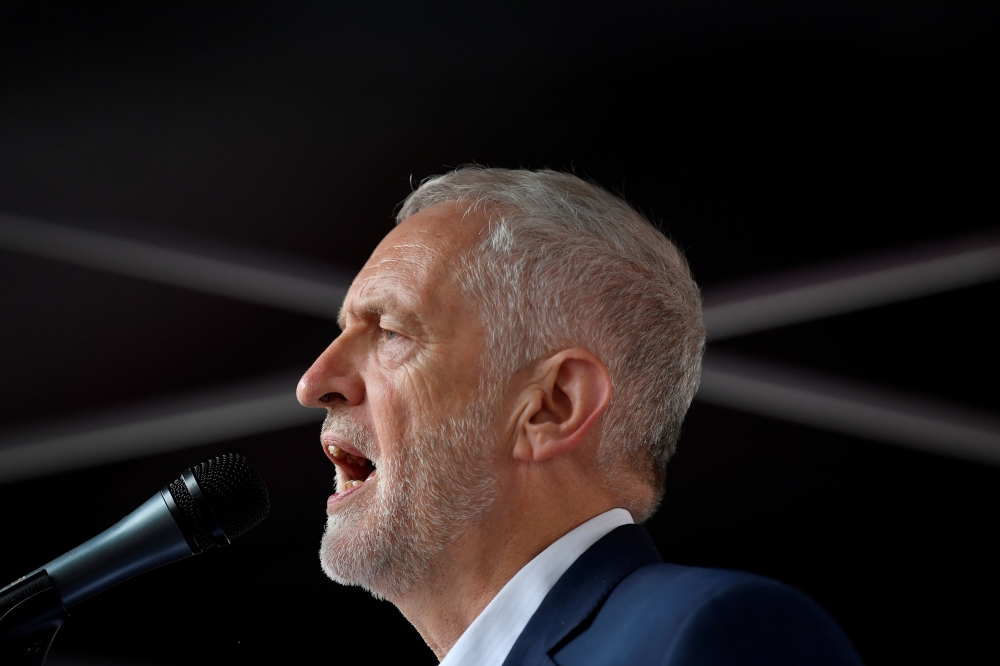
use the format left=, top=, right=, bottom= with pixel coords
left=409, top=348, right=487, bottom=412
left=367, top=348, right=486, bottom=442
left=365, top=374, right=413, bottom=449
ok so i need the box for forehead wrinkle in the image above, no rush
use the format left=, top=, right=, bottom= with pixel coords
left=360, top=243, right=443, bottom=294
left=336, top=217, right=475, bottom=330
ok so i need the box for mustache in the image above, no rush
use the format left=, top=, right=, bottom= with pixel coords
left=321, top=411, right=376, bottom=459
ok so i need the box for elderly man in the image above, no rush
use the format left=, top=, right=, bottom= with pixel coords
left=297, top=168, right=862, bottom=665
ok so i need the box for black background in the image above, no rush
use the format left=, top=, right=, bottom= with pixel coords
left=1, top=2, right=997, bottom=664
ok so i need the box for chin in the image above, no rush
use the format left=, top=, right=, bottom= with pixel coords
left=319, top=505, right=411, bottom=601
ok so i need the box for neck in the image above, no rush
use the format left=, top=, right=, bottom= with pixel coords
left=388, top=480, right=617, bottom=661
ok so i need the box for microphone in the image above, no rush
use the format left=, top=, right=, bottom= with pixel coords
left=0, top=453, right=269, bottom=664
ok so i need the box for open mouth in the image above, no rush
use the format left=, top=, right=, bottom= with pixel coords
left=326, top=444, right=376, bottom=493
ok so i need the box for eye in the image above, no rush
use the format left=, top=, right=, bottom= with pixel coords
left=375, top=322, right=410, bottom=364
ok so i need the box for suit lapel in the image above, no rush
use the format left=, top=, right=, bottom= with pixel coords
left=501, top=524, right=662, bottom=665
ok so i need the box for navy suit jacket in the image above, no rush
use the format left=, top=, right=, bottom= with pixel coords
left=502, top=525, right=863, bottom=666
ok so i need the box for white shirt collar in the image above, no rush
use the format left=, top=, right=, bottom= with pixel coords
left=439, top=508, right=634, bottom=666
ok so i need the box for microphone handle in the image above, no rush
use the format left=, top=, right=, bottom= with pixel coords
left=39, top=492, right=196, bottom=608
left=1, top=491, right=196, bottom=664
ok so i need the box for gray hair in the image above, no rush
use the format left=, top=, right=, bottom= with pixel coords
left=397, top=167, right=705, bottom=521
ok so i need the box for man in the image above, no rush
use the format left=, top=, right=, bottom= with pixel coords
left=297, top=168, right=862, bottom=665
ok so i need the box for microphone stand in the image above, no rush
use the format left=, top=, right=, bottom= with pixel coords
left=0, top=571, right=69, bottom=666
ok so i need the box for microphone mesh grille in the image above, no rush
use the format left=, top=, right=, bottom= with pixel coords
left=167, top=453, right=270, bottom=550
left=191, top=453, right=270, bottom=542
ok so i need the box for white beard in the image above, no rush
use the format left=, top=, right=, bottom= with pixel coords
left=319, top=400, right=499, bottom=600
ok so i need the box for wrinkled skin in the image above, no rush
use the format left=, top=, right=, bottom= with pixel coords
left=298, top=202, right=501, bottom=598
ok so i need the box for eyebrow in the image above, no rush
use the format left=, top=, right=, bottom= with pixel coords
left=337, top=295, right=417, bottom=331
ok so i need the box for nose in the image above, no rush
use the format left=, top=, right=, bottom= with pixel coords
left=297, top=334, right=365, bottom=408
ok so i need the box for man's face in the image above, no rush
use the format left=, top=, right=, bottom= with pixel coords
left=296, top=203, right=502, bottom=599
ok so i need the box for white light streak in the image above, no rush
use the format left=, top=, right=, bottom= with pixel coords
left=703, top=233, right=1000, bottom=340
left=698, top=350, right=1000, bottom=466
left=0, top=212, right=350, bottom=319
left=0, top=375, right=324, bottom=484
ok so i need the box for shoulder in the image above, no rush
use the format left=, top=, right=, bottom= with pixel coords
left=551, top=563, right=863, bottom=666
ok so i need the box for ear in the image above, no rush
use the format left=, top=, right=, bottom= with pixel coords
left=513, top=348, right=612, bottom=463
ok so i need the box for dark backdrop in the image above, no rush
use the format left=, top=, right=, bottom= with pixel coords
left=1, top=2, right=997, bottom=664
